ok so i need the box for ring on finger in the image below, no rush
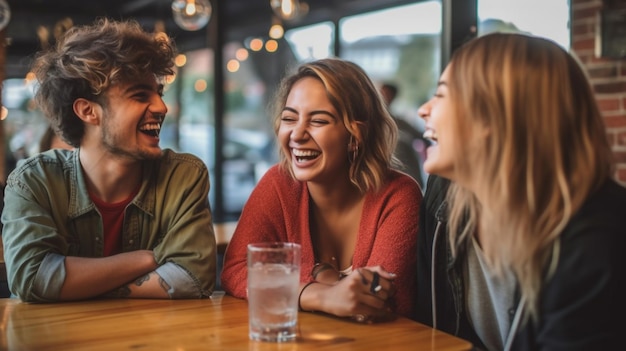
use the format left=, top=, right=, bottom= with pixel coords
left=353, top=314, right=369, bottom=323
left=370, top=272, right=381, bottom=294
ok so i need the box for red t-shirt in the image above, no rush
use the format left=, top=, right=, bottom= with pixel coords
left=90, top=188, right=139, bottom=256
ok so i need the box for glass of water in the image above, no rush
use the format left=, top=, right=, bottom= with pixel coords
left=247, top=242, right=301, bottom=342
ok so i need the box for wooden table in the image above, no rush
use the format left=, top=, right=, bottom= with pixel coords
left=0, top=295, right=471, bottom=351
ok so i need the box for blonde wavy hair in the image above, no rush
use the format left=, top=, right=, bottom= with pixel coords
left=445, top=33, right=613, bottom=319
left=270, top=58, right=398, bottom=193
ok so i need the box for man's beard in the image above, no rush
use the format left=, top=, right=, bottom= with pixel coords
left=101, top=122, right=162, bottom=161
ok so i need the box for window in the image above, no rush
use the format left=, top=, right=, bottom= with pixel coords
left=478, top=0, right=570, bottom=48
left=221, top=41, right=281, bottom=219
left=339, top=1, right=442, bottom=127
left=2, top=78, right=46, bottom=171
left=339, top=1, right=443, bottom=186
left=285, top=22, right=335, bottom=62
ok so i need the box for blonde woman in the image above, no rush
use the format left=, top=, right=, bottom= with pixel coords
left=222, top=58, right=421, bottom=320
left=416, top=33, right=625, bottom=350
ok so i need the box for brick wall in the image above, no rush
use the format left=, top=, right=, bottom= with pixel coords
left=571, top=0, right=626, bottom=185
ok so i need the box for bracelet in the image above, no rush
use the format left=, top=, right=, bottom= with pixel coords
left=298, top=281, right=316, bottom=311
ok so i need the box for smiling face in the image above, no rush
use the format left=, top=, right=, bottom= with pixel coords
left=98, top=75, right=167, bottom=160
left=418, top=65, right=458, bottom=180
left=277, top=77, right=352, bottom=184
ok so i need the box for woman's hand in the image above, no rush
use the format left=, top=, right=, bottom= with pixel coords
left=303, top=265, right=396, bottom=321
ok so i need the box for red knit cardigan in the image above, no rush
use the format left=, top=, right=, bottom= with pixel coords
left=221, top=165, right=421, bottom=318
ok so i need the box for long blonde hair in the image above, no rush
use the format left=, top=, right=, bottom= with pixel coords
left=446, top=33, right=613, bottom=319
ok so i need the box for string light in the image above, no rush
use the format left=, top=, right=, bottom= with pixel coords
left=235, top=48, right=249, bottom=61
left=226, top=60, right=241, bottom=73
left=269, top=23, right=284, bottom=39
left=174, top=54, right=187, bottom=67
left=265, top=40, right=279, bottom=52
left=249, top=38, right=264, bottom=52
left=194, top=79, right=208, bottom=92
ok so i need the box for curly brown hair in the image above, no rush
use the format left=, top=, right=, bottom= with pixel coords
left=32, top=18, right=176, bottom=147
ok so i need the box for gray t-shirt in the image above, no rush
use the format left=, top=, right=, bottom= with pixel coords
left=465, top=237, right=517, bottom=351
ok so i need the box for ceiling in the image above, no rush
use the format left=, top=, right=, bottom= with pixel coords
left=2, top=0, right=418, bottom=79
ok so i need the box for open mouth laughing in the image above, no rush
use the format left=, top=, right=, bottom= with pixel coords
left=292, top=148, right=320, bottom=163
left=139, top=122, right=161, bottom=138
left=423, top=129, right=438, bottom=145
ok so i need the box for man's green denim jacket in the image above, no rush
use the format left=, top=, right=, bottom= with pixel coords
left=1, top=148, right=216, bottom=302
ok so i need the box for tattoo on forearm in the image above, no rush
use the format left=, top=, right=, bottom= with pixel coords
left=134, top=274, right=150, bottom=286
left=159, top=277, right=171, bottom=293
left=106, top=286, right=132, bottom=298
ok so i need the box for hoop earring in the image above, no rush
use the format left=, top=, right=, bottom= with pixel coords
left=348, top=135, right=359, bottom=163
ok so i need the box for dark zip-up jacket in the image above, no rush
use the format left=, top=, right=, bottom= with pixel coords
left=416, top=175, right=626, bottom=350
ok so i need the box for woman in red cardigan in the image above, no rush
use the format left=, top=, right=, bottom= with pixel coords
left=221, top=58, right=422, bottom=321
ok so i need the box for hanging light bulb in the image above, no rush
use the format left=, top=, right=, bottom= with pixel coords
left=270, top=0, right=307, bottom=22
left=172, top=0, right=212, bottom=31
left=0, top=0, right=10, bottom=31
